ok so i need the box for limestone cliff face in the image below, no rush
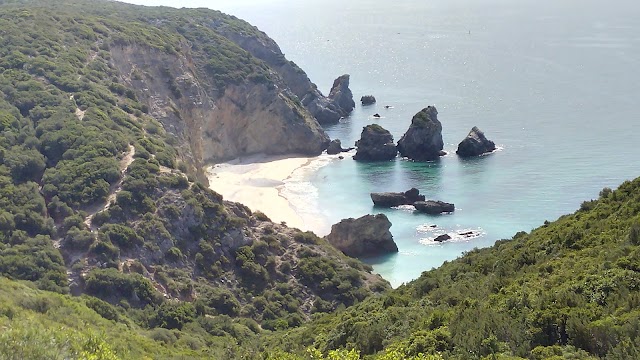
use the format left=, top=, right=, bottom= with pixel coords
left=109, top=44, right=329, bottom=180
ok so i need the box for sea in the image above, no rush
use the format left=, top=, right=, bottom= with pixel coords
left=126, top=0, right=640, bottom=287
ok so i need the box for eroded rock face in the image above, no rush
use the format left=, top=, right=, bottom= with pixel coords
left=213, top=28, right=353, bottom=125
left=328, top=74, right=355, bottom=115
left=109, top=44, right=330, bottom=171
left=456, top=126, right=496, bottom=157
left=370, top=188, right=426, bottom=207
left=414, top=200, right=455, bottom=214
left=326, top=214, right=398, bottom=257
left=397, top=106, right=445, bottom=161
left=353, top=124, right=397, bottom=161
left=361, top=95, right=376, bottom=105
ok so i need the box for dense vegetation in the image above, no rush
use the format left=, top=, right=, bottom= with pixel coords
left=0, top=0, right=385, bottom=358
left=2, top=0, right=640, bottom=359
left=268, top=181, right=640, bottom=359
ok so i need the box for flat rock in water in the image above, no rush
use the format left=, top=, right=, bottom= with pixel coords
left=414, top=200, right=455, bottom=214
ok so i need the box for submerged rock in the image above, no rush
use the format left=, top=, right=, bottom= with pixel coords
left=370, top=188, right=425, bottom=207
left=328, top=74, right=355, bottom=115
left=456, top=126, right=496, bottom=157
left=361, top=95, right=376, bottom=105
left=353, top=124, right=397, bottom=161
left=397, top=106, right=445, bottom=161
left=326, top=214, right=398, bottom=257
left=413, top=200, right=455, bottom=214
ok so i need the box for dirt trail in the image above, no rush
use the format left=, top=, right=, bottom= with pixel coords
left=83, top=144, right=136, bottom=230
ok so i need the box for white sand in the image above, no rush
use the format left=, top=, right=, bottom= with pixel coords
left=206, top=154, right=328, bottom=234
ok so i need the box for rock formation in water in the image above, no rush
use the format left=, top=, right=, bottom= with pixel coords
left=456, top=126, right=496, bottom=157
left=327, top=139, right=353, bottom=155
left=328, top=74, right=356, bottom=115
left=361, top=95, right=376, bottom=105
left=326, top=214, right=398, bottom=257
left=397, top=106, right=445, bottom=161
left=370, top=188, right=425, bottom=207
left=353, top=124, right=398, bottom=161
left=434, top=234, right=452, bottom=242
left=413, top=200, right=455, bottom=214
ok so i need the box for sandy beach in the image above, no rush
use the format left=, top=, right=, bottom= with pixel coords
left=206, top=154, right=332, bottom=235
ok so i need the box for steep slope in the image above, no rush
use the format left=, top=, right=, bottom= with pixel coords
left=270, top=180, right=640, bottom=359
left=0, top=1, right=387, bottom=357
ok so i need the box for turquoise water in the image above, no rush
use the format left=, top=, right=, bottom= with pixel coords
left=128, top=0, right=640, bottom=286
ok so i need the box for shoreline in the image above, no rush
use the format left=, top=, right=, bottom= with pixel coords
left=206, top=153, right=338, bottom=236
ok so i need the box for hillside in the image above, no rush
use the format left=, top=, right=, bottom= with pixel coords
left=0, top=0, right=388, bottom=358
left=2, top=0, right=640, bottom=360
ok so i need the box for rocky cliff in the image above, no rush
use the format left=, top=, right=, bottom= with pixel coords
left=110, top=42, right=329, bottom=182
left=213, top=25, right=353, bottom=124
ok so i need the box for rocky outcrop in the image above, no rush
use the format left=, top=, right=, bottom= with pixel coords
left=361, top=95, right=376, bottom=105
left=109, top=44, right=330, bottom=171
left=327, top=139, right=353, bottom=155
left=434, top=234, right=451, bottom=242
left=328, top=74, right=355, bottom=115
left=414, top=200, right=455, bottom=214
left=456, top=126, right=496, bottom=157
left=353, top=124, right=397, bottom=161
left=212, top=26, right=353, bottom=125
left=397, top=106, right=445, bottom=161
left=371, top=188, right=425, bottom=207
left=325, top=214, right=398, bottom=257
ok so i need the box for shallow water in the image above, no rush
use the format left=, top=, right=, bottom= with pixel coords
left=127, top=0, right=640, bottom=286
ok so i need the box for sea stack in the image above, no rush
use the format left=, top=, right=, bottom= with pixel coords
left=456, top=126, right=496, bottom=157
left=397, top=106, right=445, bottom=161
left=353, top=124, right=397, bottom=161
left=325, top=214, right=398, bottom=257
left=328, top=74, right=355, bottom=115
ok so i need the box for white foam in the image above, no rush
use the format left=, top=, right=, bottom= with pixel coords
left=279, top=152, right=351, bottom=235
left=418, top=227, right=485, bottom=246
left=391, top=204, right=416, bottom=212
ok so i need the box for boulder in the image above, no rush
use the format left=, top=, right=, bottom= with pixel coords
left=325, top=214, right=398, bottom=257
left=456, top=126, right=496, bottom=157
left=361, top=95, right=376, bottom=105
left=434, top=234, right=451, bottom=242
left=370, top=188, right=425, bottom=207
left=353, top=124, right=397, bottom=161
left=413, top=200, right=455, bottom=214
left=326, top=139, right=353, bottom=155
left=328, top=74, right=355, bottom=115
left=397, top=106, right=445, bottom=161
